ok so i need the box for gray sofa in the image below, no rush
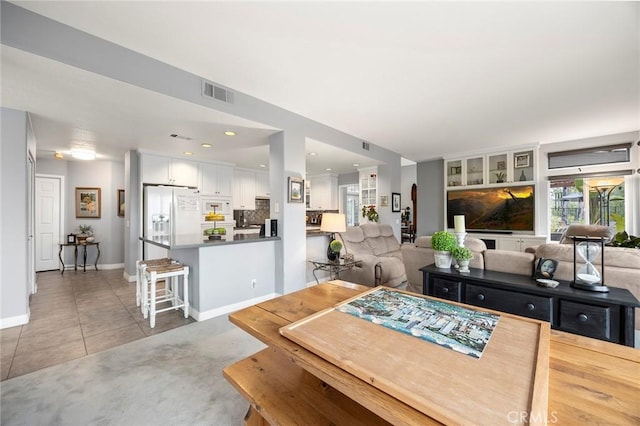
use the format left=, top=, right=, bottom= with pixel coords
left=336, top=223, right=406, bottom=288
left=401, top=235, right=640, bottom=328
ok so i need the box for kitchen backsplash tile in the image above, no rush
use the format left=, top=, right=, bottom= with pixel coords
left=234, top=198, right=270, bottom=226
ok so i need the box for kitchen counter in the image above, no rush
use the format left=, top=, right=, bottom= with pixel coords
left=141, top=234, right=279, bottom=249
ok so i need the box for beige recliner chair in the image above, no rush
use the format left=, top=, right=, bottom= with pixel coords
left=336, top=223, right=407, bottom=289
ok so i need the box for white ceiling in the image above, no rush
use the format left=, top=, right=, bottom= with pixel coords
left=3, top=2, right=639, bottom=172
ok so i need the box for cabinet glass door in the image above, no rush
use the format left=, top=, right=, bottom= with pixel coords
left=446, top=160, right=462, bottom=187
left=466, top=157, right=484, bottom=186
left=488, top=153, right=508, bottom=184
left=512, top=150, right=534, bottom=183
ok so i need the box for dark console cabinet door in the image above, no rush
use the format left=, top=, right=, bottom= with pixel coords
left=465, top=283, right=553, bottom=322
left=431, top=277, right=462, bottom=302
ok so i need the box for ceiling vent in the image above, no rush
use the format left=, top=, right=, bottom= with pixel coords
left=202, top=80, right=234, bottom=104
left=362, top=141, right=370, bottom=151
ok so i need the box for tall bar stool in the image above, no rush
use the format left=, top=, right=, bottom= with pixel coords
left=142, top=262, right=189, bottom=328
left=135, top=258, right=173, bottom=309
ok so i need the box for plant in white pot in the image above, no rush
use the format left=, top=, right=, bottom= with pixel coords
left=452, top=246, right=474, bottom=273
left=431, top=231, right=457, bottom=268
left=76, top=224, right=93, bottom=242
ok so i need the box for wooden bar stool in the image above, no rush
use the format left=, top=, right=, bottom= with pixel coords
left=135, top=258, right=173, bottom=309
left=143, top=263, right=189, bottom=328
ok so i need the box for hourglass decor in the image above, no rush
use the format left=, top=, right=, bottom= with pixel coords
left=570, top=236, right=609, bottom=293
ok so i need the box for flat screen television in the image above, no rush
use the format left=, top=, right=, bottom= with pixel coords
left=447, top=185, right=535, bottom=232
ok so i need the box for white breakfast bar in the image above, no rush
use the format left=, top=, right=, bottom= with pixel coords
left=141, top=234, right=280, bottom=322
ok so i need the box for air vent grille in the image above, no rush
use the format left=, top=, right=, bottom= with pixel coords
left=362, top=141, right=370, bottom=151
left=202, top=80, right=234, bottom=104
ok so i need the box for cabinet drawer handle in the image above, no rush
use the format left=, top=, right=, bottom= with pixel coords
left=578, top=313, right=588, bottom=322
left=527, top=303, right=535, bottom=311
left=441, top=287, right=449, bottom=293
left=476, top=293, right=485, bottom=301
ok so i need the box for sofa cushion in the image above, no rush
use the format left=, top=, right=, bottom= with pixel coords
left=483, top=250, right=535, bottom=276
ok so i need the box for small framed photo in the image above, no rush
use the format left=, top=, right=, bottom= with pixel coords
left=67, top=233, right=76, bottom=244
left=497, top=161, right=506, bottom=170
left=534, top=258, right=558, bottom=279
left=380, top=195, right=389, bottom=207
left=392, top=193, right=401, bottom=212
left=515, top=153, right=530, bottom=168
left=75, top=187, right=101, bottom=218
left=288, top=177, right=304, bottom=203
left=117, top=189, right=125, bottom=217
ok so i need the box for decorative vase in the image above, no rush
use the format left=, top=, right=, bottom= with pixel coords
left=457, top=259, right=470, bottom=273
left=327, top=247, right=338, bottom=262
left=433, top=250, right=453, bottom=268
left=519, top=170, right=527, bottom=181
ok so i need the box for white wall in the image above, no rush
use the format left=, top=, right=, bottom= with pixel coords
left=36, top=158, right=125, bottom=267
left=1, top=108, right=30, bottom=328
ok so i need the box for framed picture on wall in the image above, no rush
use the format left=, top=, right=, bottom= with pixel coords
left=117, top=189, right=125, bottom=217
left=515, top=153, right=530, bottom=168
left=75, top=187, right=101, bottom=218
left=288, top=177, right=304, bottom=203
left=392, top=193, right=401, bottom=212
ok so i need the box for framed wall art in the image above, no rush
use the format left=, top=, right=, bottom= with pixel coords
left=117, top=189, right=125, bottom=217
left=288, top=177, right=304, bottom=203
left=380, top=195, right=389, bottom=207
left=392, top=193, right=401, bottom=212
left=515, top=153, right=530, bottom=168
left=75, top=187, right=101, bottom=218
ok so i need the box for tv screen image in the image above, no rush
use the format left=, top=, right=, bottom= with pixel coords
left=447, top=185, right=535, bottom=231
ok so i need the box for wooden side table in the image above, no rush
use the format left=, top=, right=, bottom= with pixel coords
left=59, top=241, right=101, bottom=274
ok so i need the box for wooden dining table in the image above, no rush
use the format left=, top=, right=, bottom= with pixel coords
left=223, top=280, right=640, bottom=425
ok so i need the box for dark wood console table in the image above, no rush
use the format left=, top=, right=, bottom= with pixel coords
left=420, top=264, right=639, bottom=347
left=58, top=241, right=101, bottom=274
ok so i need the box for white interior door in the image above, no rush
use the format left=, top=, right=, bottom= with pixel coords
left=35, top=175, right=63, bottom=271
left=28, top=153, right=35, bottom=293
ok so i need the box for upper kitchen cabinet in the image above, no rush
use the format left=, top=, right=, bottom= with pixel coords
left=233, top=169, right=256, bottom=210
left=255, top=171, right=270, bottom=198
left=140, top=153, right=199, bottom=187
left=199, top=163, right=233, bottom=196
left=359, top=168, right=377, bottom=207
left=307, top=174, right=338, bottom=210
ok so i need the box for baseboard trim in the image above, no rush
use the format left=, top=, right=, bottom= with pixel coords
left=190, top=293, right=281, bottom=322
left=0, top=311, right=30, bottom=329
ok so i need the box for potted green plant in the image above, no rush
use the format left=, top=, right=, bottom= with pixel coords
left=361, top=205, right=379, bottom=222
left=495, top=171, right=506, bottom=183
left=328, top=239, right=343, bottom=261
left=76, top=224, right=93, bottom=242
left=452, top=246, right=474, bottom=272
left=431, top=230, right=456, bottom=268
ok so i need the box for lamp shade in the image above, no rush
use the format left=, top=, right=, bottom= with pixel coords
left=320, top=213, right=346, bottom=233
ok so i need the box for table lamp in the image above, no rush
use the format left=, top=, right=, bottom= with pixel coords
left=320, top=213, right=346, bottom=261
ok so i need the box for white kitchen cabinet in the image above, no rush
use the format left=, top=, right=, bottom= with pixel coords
left=140, top=153, right=198, bottom=187
left=359, top=168, right=377, bottom=207
left=308, top=174, right=337, bottom=210
left=200, top=163, right=233, bottom=196
left=255, top=171, right=270, bottom=198
left=233, top=169, right=256, bottom=210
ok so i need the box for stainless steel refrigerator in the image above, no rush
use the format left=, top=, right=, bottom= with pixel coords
left=142, top=185, right=201, bottom=260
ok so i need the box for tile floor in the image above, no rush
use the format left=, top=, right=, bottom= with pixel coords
left=1, top=268, right=194, bottom=381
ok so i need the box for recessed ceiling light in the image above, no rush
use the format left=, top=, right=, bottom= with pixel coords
left=71, top=148, right=96, bottom=160
left=183, top=151, right=193, bottom=156
left=353, top=163, right=360, bottom=167
left=326, top=168, right=332, bottom=171
left=308, top=152, right=318, bottom=156
left=259, top=164, right=267, bottom=168
left=201, top=143, right=212, bottom=148
left=224, top=131, right=236, bottom=136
